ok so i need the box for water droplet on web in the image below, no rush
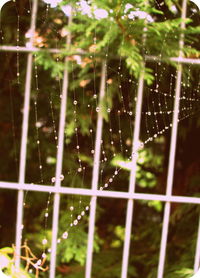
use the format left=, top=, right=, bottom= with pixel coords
left=51, top=177, right=56, bottom=183
left=42, top=238, right=47, bottom=245
left=60, top=174, right=64, bottom=181
left=62, top=232, right=68, bottom=239
left=73, top=220, right=78, bottom=225
left=42, top=253, right=46, bottom=259
left=139, top=142, right=144, bottom=150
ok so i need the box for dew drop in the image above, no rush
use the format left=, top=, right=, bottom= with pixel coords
left=42, top=238, right=47, bottom=245
left=62, top=232, right=68, bottom=239
left=42, top=253, right=46, bottom=259
left=60, top=174, right=64, bottom=181
left=51, top=177, right=56, bottom=183
left=73, top=220, right=78, bottom=225
left=139, top=142, right=144, bottom=149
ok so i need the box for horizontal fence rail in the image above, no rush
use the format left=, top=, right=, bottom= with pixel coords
left=1, top=45, right=200, bottom=64
left=0, top=181, right=200, bottom=204
left=0, top=0, right=200, bottom=277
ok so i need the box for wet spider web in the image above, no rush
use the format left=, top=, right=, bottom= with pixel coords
left=0, top=0, right=200, bottom=275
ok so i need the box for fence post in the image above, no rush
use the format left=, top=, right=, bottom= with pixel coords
left=15, top=0, right=38, bottom=268
left=194, top=216, right=200, bottom=272
left=49, top=12, right=72, bottom=278
left=157, top=1, right=187, bottom=277
left=85, top=61, right=107, bottom=278
left=121, top=69, right=145, bottom=278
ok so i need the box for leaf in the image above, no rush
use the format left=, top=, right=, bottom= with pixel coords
left=0, top=248, right=13, bottom=254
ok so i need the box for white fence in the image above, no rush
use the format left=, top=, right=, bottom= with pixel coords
left=0, top=0, right=200, bottom=277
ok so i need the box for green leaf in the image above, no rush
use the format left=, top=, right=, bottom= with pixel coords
left=0, top=247, right=13, bottom=254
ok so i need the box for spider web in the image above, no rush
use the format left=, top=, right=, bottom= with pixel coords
left=0, top=0, right=200, bottom=275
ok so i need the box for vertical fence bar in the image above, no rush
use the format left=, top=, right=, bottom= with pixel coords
left=49, top=13, right=72, bottom=278
left=157, top=67, right=183, bottom=278
left=157, top=1, right=187, bottom=277
left=121, top=10, right=149, bottom=275
left=121, top=69, right=145, bottom=278
left=85, top=61, right=106, bottom=278
left=194, top=216, right=200, bottom=272
left=15, top=0, right=38, bottom=268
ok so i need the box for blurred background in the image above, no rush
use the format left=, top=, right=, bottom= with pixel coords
left=0, top=0, right=200, bottom=277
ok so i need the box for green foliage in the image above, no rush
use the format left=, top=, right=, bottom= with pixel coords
left=110, top=225, right=125, bottom=248
left=57, top=225, right=102, bottom=266
left=35, top=52, right=64, bottom=79
left=34, top=0, right=200, bottom=85
left=173, top=268, right=194, bottom=278
left=112, top=145, right=163, bottom=190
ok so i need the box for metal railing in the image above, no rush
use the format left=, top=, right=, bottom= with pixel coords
left=0, top=0, right=200, bottom=277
